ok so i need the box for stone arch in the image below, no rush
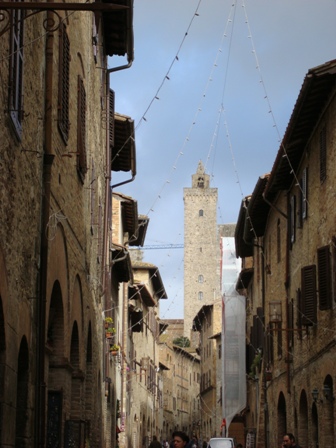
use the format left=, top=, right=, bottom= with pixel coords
left=47, top=280, right=65, bottom=358
left=277, top=392, right=287, bottom=447
left=71, top=275, right=84, bottom=344
left=70, top=321, right=81, bottom=419
left=15, top=336, right=29, bottom=448
left=311, top=402, right=318, bottom=448
left=85, top=321, right=93, bottom=442
left=322, top=375, right=334, bottom=448
left=47, top=223, right=69, bottom=319
left=46, top=280, right=65, bottom=446
left=298, top=389, right=308, bottom=448
left=95, top=371, right=102, bottom=448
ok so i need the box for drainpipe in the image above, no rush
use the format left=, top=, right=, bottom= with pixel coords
left=36, top=12, right=54, bottom=448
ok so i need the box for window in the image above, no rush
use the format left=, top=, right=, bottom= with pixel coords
left=317, top=245, right=332, bottom=310
left=276, top=322, right=282, bottom=358
left=58, top=23, right=70, bottom=143
left=198, top=291, right=203, bottom=301
left=109, top=89, right=115, bottom=149
left=77, top=76, right=87, bottom=181
left=9, top=0, right=24, bottom=138
left=320, top=126, right=326, bottom=183
left=199, top=209, right=203, bottom=217
left=197, top=177, right=204, bottom=188
left=198, top=274, right=204, bottom=283
left=301, top=265, right=317, bottom=325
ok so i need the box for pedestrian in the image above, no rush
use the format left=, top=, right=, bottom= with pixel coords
left=173, top=431, right=189, bottom=448
left=150, top=436, right=163, bottom=448
left=283, top=433, right=300, bottom=448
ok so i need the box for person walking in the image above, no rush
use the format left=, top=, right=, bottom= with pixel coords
left=150, top=436, right=163, bottom=448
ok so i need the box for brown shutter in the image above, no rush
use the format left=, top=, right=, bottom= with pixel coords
left=301, top=265, right=317, bottom=325
left=77, top=76, right=87, bottom=180
left=58, top=24, right=70, bottom=142
left=256, top=307, right=264, bottom=351
left=318, top=245, right=332, bottom=310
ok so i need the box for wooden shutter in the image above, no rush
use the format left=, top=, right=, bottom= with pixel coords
left=318, top=245, right=332, bottom=310
left=265, top=327, right=274, bottom=365
left=58, top=24, right=70, bottom=142
left=256, top=307, right=264, bottom=351
left=77, top=76, right=87, bottom=180
left=9, top=2, right=24, bottom=137
left=301, top=265, right=317, bottom=325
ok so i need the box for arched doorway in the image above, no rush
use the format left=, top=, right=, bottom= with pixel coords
left=322, top=375, right=334, bottom=448
left=46, top=280, right=65, bottom=447
left=15, top=337, right=29, bottom=448
left=277, top=392, right=287, bottom=447
left=298, top=390, right=308, bottom=448
left=311, top=402, right=318, bottom=448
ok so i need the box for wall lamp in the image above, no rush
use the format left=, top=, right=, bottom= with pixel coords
left=311, top=388, right=321, bottom=403
left=323, top=384, right=335, bottom=402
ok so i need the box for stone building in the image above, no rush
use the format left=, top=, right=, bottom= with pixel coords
left=235, top=59, right=336, bottom=448
left=0, top=1, right=134, bottom=447
left=158, top=331, right=201, bottom=441
left=128, top=260, right=167, bottom=448
left=193, top=302, right=222, bottom=441
left=183, top=161, right=221, bottom=339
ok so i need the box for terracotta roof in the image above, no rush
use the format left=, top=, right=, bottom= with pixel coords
left=264, top=59, right=336, bottom=201
left=102, top=0, right=134, bottom=59
left=112, top=113, right=136, bottom=175
left=132, top=262, right=167, bottom=299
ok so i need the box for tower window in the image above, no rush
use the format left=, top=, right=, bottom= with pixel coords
left=199, top=209, right=203, bottom=217
left=197, top=177, right=204, bottom=188
left=198, top=275, right=204, bottom=283
left=198, top=291, right=203, bottom=300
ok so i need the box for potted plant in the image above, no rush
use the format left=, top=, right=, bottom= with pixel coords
left=105, top=327, right=116, bottom=339
left=110, top=344, right=120, bottom=355
left=104, top=317, right=113, bottom=329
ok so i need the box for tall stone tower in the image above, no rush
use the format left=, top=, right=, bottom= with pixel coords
left=183, top=161, right=220, bottom=338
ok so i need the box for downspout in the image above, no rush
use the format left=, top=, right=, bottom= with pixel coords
left=36, top=11, right=54, bottom=448
left=100, top=33, right=135, bottom=447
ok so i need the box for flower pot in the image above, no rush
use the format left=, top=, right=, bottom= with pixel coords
left=105, top=332, right=114, bottom=339
left=110, top=350, right=119, bottom=356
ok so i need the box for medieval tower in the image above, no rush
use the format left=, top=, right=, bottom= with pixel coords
left=183, top=161, right=221, bottom=338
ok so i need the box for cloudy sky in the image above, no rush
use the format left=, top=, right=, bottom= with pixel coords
left=109, top=0, right=336, bottom=319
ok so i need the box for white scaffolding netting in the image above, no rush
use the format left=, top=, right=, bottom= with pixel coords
left=221, top=237, right=246, bottom=434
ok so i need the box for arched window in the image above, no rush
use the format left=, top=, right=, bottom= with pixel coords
left=198, top=291, right=203, bottom=301
left=198, top=275, right=204, bottom=283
